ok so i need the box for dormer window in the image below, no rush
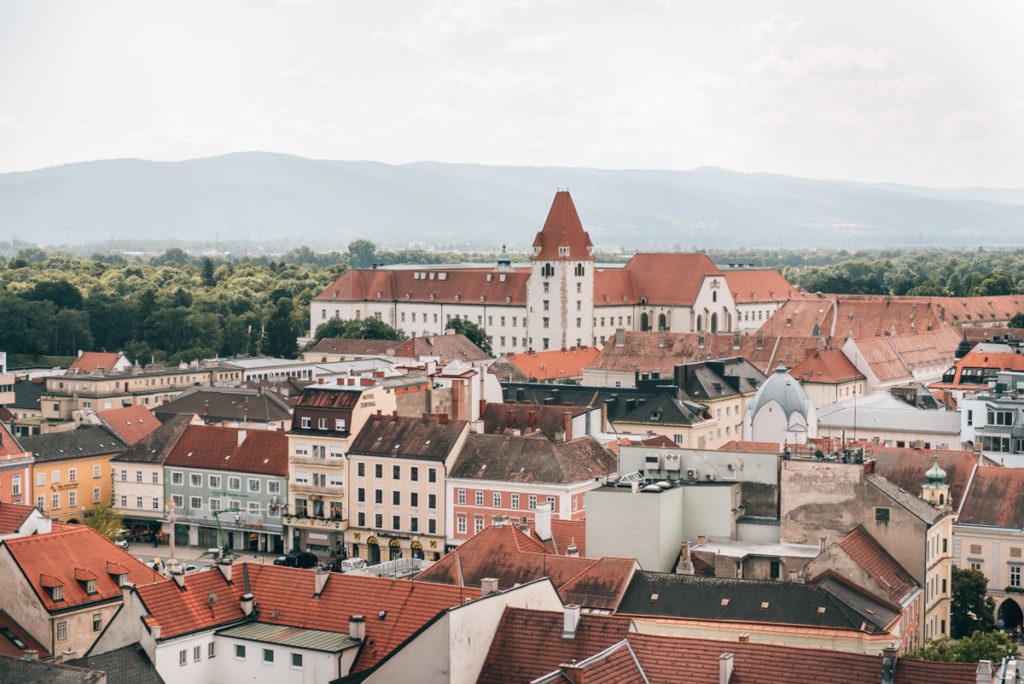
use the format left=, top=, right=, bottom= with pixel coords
left=85, top=579, right=96, bottom=594
left=558, top=246, right=569, bottom=257
left=52, top=586, right=63, bottom=600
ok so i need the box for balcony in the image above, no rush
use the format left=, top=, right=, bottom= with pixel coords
left=284, top=515, right=348, bottom=531
left=290, top=453, right=346, bottom=467
left=290, top=482, right=344, bottom=496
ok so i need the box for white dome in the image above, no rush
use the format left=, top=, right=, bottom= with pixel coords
left=746, top=363, right=815, bottom=423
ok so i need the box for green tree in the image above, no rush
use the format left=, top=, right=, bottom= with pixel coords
left=53, top=309, right=93, bottom=356
left=201, top=257, right=217, bottom=287
left=261, top=299, right=299, bottom=358
left=357, top=317, right=406, bottom=341
left=348, top=239, right=377, bottom=268
left=312, top=318, right=363, bottom=342
left=26, top=279, right=84, bottom=310
left=445, top=318, right=493, bottom=355
left=1009, top=313, right=1024, bottom=329
left=82, top=504, right=126, bottom=541
left=908, top=630, right=1019, bottom=663
left=951, top=567, right=996, bottom=638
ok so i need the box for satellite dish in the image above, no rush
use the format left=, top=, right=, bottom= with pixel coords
left=208, top=593, right=218, bottom=605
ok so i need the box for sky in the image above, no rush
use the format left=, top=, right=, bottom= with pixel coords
left=1, top=0, right=1022, bottom=187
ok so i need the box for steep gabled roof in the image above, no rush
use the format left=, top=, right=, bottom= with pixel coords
left=391, top=334, right=490, bottom=363
left=832, top=526, right=919, bottom=605
left=723, top=269, right=800, bottom=303
left=870, top=448, right=979, bottom=510
left=348, top=414, right=468, bottom=462
left=112, top=414, right=192, bottom=464
left=4, top=526, right=166, bottom=612
left=0, top=502, right=39, bottom=535
left=154, top=387, right=291, bottom=425
left=479, top=402, right=590, bottom=440
left=0, top=421, right=26, bottom=459
left=68, top=351, right=125, bottom=374
left=531, top=191, right=593, bottom=261
left=313, top=267, right=531, bottom=306
left=96, top=404, right=161, bottom=445
left=19, top=426, right=126, bottom=463
left=163, top=424, right=288, bottom=476
left=622, top=253, right=721, bottom=306
left=450, top=433, right=617, bottom=484
left=958, top=466, right=1024, bottom=528
left=789, top=349, right=864, bottom=385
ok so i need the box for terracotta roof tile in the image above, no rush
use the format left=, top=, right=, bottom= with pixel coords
left=154, top=388, right=291, bottom=425
left=531, top=191, right=593, bottom=261
left=869, top=447, right=978, bottom=510
left=0, top=421, right=26, bottom=458
left=314, top=267, right=530, bottom=307
left=0, top=502, right=37, bottom=535
left=540, top=518, right=588, bottom=557
left=499, top=346, right=601, bottom=381
left=789, top=350, right=864, bottom=384
left=958, top=466, right=1024, bottom=528
left=621, top=253, right=722, bottom=306
left=5, top=526, right=167, bottom=612
left=833, top=526, right=919, bottom=605
left=163, top=424, right=288, bottom=475
left=135, top=569, right=244, bottom=640
left=451, top=433, right=617, bottom=484
left=309, top=338, right=401, bottom=357
left=349, top=414, right=468, bottom=462
left=723, top=269, right=800, bottom=303
left=97, top=405, right=161, bottom=446
left=480, top=402, right=590, bottom=440
left=68, top=352, right=123, bottom=374
left=391, top=334, right=490, bottom=363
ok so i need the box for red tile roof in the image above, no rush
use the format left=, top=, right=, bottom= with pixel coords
left=309, top=338, right=402, bottom=357
left=723, top=269, right=801, bottom=303
left=789, top=350, right=864, bottom=385
left=480, top=606, right=978, bottom=683
left=958, top=466, right=1024, bottom=528
left=4, top=526, right=167, bottom=612
left=0, top=502, right=37, bottom=535
left=163, top=425, right=288, bottom=475
left=924, top=294, right=1024, bottom=325
left=479, top=402, right=590, bottom=440
left=392, top=334, right=490, bottom=363
left=931, top=350, right=1024, bottom=389
left=621, top=253, right=721, bottom=306
left=97, top=405, right=161, bottom=446
left=415, top=525, right=634, bottom=610
left=832, top=526, right=919, bottom=605
left=451, top=434, right=617, bottom=485
left=538, top=639, right=646, bottom=683
left=349, top=414, right=468, bottom=462
left=135, top=569, right=245, bottom=640
left=314, top=267, right=531, bottom=307
left=538, top=518, right=588, bottom=557
left=478, top=608, right=631, bottom=684
left=0, top=421, right=27, bottom=459
left=500, top=346, right=601, bottom=381
left=531, top=191, right=594, bottom=261
left=68, top=352, right=123, bottom=374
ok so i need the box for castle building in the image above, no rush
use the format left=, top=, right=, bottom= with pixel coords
left=310, top=192, right=796, bottom=355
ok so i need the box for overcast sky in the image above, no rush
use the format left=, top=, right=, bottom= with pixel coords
left=1, top=1, right=1022, bottom=187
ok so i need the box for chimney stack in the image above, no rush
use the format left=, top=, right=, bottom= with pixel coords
left=480, top=577, right=499, bottom=596
left=881, top=646, right=898, bottom=684
left=22, top=650, right=38, bottom=661
left=240, top=593, right=255, bottom=617
left=349, top=615, right=366, bottom=641
left=216, top=558, right=233, bottom=583
left=528, top=410, right=536, bottom=426
left=237, top=429, right=247, bottom=446
left=151, top=624, right=161, bottom=640
left=517, top=521, right=531, bottom=537
left=535, top=502, right=552, bottom=542
left=719, top=653, right=734, bottom=684
left=566, top=538, right=579, bottom=558
left=314, top=567, right=330, bottom=596
left=676, top=541, right=694, bottom=575
left=975, top=660, right=993, bottom=684
left=171, top=568, right=186, bottom=589
left=561, top=604, right=581, bottom=639
left=438, top=413, right=449, bottom=424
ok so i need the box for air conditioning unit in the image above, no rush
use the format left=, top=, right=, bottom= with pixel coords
left=645, top=454, right=661, bottom=470
left=686, top=468, right=697, bottom=480
left=705, top=473, right=716, bottom=481
left=663, top=453, right=681, bottom=472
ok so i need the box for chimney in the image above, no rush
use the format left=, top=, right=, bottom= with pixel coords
left=562, top=410, right=572, bottom=441
left=819, top=536, right=828, bottom=553
left=493, top=514, right=508, bottom=528
left=22, top=649, right=38, bottom=661
left=697, top=535, right=707, bottom=545
left=528, top=410, right=536, bottom=426
left=314, top=567, right=330, bottom=596
left=240, top=593, right=255, bottom=617
left=349, top=615, right=366, bottom=641
left=881, top=645, right=898, bottom=684
left=151, top=624, right=161, bottom=640
left=517, top=521, right=531, bottom=537
left=508, top=410, right=516, bottom=426
left=171, top=569, right=186, bottom=589
left=976, top=661, right=993, bottom=684
left=480, top=577, right=499, bottom=596
left=58, top=649, right=75, bottom=663
left=216, top=559, right=233, bottom=583
left=479, top=399, right=487, bottom=417
left=561, top=604, right=581, bottom=638
left=121, top=582, right=134, bottom=603
left=535, top=502, right=552, bottom=542
left=719, top=653, right=734, bottom=684
left=737, top=634, right=749, bottom=643
left=566, top=538, right=579, bottom=558
left=438, top=413, right=449, bottom=424
left=676, top=541, right=695, bottom=575
left=237, top=429, right=247, bottom=446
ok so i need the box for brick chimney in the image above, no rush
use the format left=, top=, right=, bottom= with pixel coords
left=349, top=615, right=365, bottom=641
left=528, top=410, right=536, bottom=426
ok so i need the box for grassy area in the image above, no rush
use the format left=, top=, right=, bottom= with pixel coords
left=6, top=354, right=76, bottom=369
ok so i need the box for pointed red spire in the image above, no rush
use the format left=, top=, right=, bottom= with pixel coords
left=531, top=191, right=594, bottom=261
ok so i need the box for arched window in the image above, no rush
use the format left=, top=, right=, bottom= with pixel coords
left=696, top=315, right=702, bottom=332
left=575, top=263, right=585, bottom=277
left=640, top=312, right=650, bottom=331
left=712, top=291, right=717, bottom=302
left=710, top=313, right=718, bottom=333
left=658, top=314, right=667, bottom=331
left=541, top=263, right=554, bottom=277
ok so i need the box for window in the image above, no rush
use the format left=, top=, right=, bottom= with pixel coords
left=37, top=472, right=44, bottom=487
left=410, top=466, right=418, bottom=481
left=68, top=490, right=77, bottom=507
left=329, top=473, right=344, bottom=487
left=93, top=613, right=103, bottom=631
left=970, top=561, right=983, bottom=572
left=294, top=442, right=308, bottom=457
left=11, top=475, right=19, bottom=496
left=235, top=645, right=246, bottom=659
left=375, top=463, right=383, bottom=478
left=52, top=470, right=60, bottom=484
left=511, top=493, right=519, bottom=509
left=475, top=491, right=484, bottom=506
left=210, top=498, right=221, bottom=511
left=208, top=643, right=215, bottom=659
left=475, top=517, right=485, bottom=533
left=375, top=489, right=383, bottom=504
left=357, top=462, right=365, bottom=477
left=52, top=492, right=60, bottom=510
left=410, top=517, right=419, bottom=532
left=392, top=515, right=401, bottom=530
left=248, top=501, right=260, bottom=514
left=335, top=418, right=346, bottom=431
left=209, top=474, right=222, bottom=489
left=1011, top=566, right=1022, bottom=588
left=268, top=480, right=281, bottom=495
left=171, top=471, right=184, bottom=486
left=228, top=476, right=241, bottom=490
left=248, top=479, right=261, bottom=493
left=68, top=468, right=77, bottom=482
left=410, top=492, right=419, bottom=507
left=547, top=496, right=556, bottom=511
left=357, top=487, right=365, bottom=502
left=358, top=512, right=366, bottom=527
left=392, top=465, right=401, bottom=479
left=529, top=495, right=537, bottom=510
left=152, top=497, right=160, bottom=510
left=152, top=471, right=160, bottom=484
left=136, top=470, right=143, bottom=483
left=180, top=649, right=187, bottom=666
left=493, top=492, right=501, bottom=507
left=375, top=513, right=383, bottom=528
left=229, top=500, right=241, bottom=511
left=301, top=416, right=311, bottom=429
left=193, top=645, right=202, bottom=662
left=37, top=495, right=44, bottom=510
left=458, top=489, right=466, bottom=505
left=190, top=496, right=202, bottom=511
left=291, top=652, right=303, bottom=668
left=429, top=468, right=437, bottom=483
left=136, top=496, right=143, bottom=509
left=875, top=507, right=890, bottom=525
left=263, top=648, right=274, bottom=664
left=392, top=491, right=401, bottom=506
left=428, top=493, right=436, bottom=509
left=457, top=516, right=467, bottom=534
left=190, top=473, right=202, bottom=487
left=93, top=464, right=101, bottom=478
left=171, top=494, right=184, bottom=508
left=120, top=494, right=127, bottom=507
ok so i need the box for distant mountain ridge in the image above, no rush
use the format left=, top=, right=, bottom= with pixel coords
left=1, top=152, right=1022, bottom=249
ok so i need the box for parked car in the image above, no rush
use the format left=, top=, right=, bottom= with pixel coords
left=115, top=539, right=129, bottom=550
left=340, top=558, right=367, bottom=573
left=273, top=551, right=318, bottom=569
left=183, top=564, right=200, bottom=574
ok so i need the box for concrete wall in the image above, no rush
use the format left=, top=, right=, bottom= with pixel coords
left=619, top=446, right=778, bottom=486
left=586, top=486, right=684, bottom=572
left=680, top=483, right=738, bottom=542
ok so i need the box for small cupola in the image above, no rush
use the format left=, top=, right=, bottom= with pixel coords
left=921, top=454, right=951, bottom=509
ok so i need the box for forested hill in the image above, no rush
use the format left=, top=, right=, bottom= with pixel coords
left=1, top=152, right=1023, bottom=249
